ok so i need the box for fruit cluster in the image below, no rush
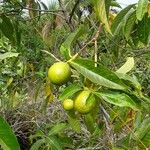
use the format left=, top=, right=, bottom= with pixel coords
left=48, top=62, right=96, bottom=114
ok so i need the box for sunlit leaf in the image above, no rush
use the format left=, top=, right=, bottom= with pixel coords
left=116, top=57, right=134, bottom=74
left=94, top=0, right=112, bottom=34
left=70, top=58, right=127, bottom=90
left=136, top=0, right=149, bottom=21
left=0, top=52, right=19, bottom=60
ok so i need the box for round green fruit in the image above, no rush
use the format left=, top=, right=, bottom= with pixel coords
left=48, top=62, right=71, bottom=85
left=74, top=90, right=96, bottom=114
left=63, top=99, right=74, bottom=110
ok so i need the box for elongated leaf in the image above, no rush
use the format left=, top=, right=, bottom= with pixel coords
left=59, top=83, right=82, bottom=101
left=142, top=131, right=150, bottom=145
left=111, top=4, right=135, bottom=35
left=30, top=130, right=45, bottom=141
left=137, top=14, right=150, bottom=45
left=68, top=112, right=81, bottom=133
left=136, top=0, right=149, bottom=21
left=30, top=139, right=45, bottom=150
left=94, top=0, right=112, bottom=34
left=70, top=58, right=127, bottom=90
left=116, top=57, right=134, bottom=74
left=0, top=15, right=15, bottom=43
left=116, top=73, right=142, bottom=91
left=0, top=52, right=19, bottom=60
left=133, top=118, right=150, bottom=140
left=48, top=123, right=67, bottom=136
left=0, top=116, right=20, bottom=150
left=110, top=1, right=122, bottom=8
left=47, top=136, right=63, bottom=150
left=94, top=91, right=140, bottom=110
left=134, top=112, right=142, bottom=129
left=123, top=10, right=136, bottom=40
left=60, top=25, right=87, bottom=59
left=84, top=113, right=95, bottom=133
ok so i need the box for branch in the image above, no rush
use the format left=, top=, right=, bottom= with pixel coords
left=23, top=7, right=62, bottom=13
left=58, top=0, right=74, bottom=31
left=69, top=24, right=103, bottom=61
left=69, top=0, right=81, bottom=23
left=100, top=105, right=114, bottom=145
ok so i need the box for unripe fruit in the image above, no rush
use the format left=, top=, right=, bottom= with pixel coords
left=48, top=62, right=71, bottom=85
left=74, top=90, right=96, bottom=114
left=63, top=99, right=74, bottom=110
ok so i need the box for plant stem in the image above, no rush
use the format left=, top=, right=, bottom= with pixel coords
left=41, top=50, right=61, bottom=62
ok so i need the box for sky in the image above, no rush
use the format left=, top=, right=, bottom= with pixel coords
left=41, top=0, right=139, bottom=8
left=117, top=0, right=138, bottom=7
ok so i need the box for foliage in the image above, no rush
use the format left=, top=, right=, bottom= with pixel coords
left=0, top=0, right=150, bottom=149
left=0, top=116, right=20, bottom=150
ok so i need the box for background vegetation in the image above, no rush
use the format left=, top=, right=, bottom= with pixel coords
left=0, top=0, right=150, bottom=149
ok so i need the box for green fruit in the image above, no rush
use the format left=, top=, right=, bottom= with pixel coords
left=48, top=62, right=71, bottom=85
left=63, top=99, right=74, bottom=110
left=74, top=90, right=96, bottom=114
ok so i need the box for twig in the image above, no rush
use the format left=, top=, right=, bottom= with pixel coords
left=41, top=50, right=61, bottom=62
left=58, top=0, right=74, bottom=31
left=100, top=105, right=114, bottom=146
left=94, top=39, right=98, bottom=67
left=23, top=7, right=63, bottom=13
left=102, top=100, right=148, bottom=149
left=69, top=0, right=81, bottom=23
left=68, top=24, right=103, bottom=61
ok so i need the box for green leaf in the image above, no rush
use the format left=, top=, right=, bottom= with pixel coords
left=84, top=113, right=95, bottom=133
left=68, top=112, right=81, bottom=133
left=30, top=130, right=45, bottom=141
left=111, top=4, right=135, bottom=35
left=58, top=136, right=73, bottom=148
left=110, top=1, right=122, bottom=8
left=137, top=14, right=150, bottom=45
left=30, top=139, right=45, bottom=150
left=93, top=0, right=112, bottom=34
left=0, top=52, right=19, bottom=60
left=136, top=0, right=149, bottom=21
left=47, top=136, right=63, bottom=150
left=0, top=15, right=15, bottom=43
left=70, top=58, right=127, bottom=90
left=134, top=112, right=142, bottom=129
left=116, top=57, right=134, bottom=74
left=133, top=118, right=150, bottom=140
left=142, top=131, right=150, bottom=145
left=59, top=83, right=82, bottom=101
left=14, top=21, right=21, bottom=47
left=48, top=123, right=67, bottom=136
left=123, top=10, right=136, bottom=40
left=60, top=25, right=87, bottom=59
left=116, top=73, right=142, bottom=91
left=0, top=116, right=20, bottom=150
left=94, top=91, right=140, bottom=110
